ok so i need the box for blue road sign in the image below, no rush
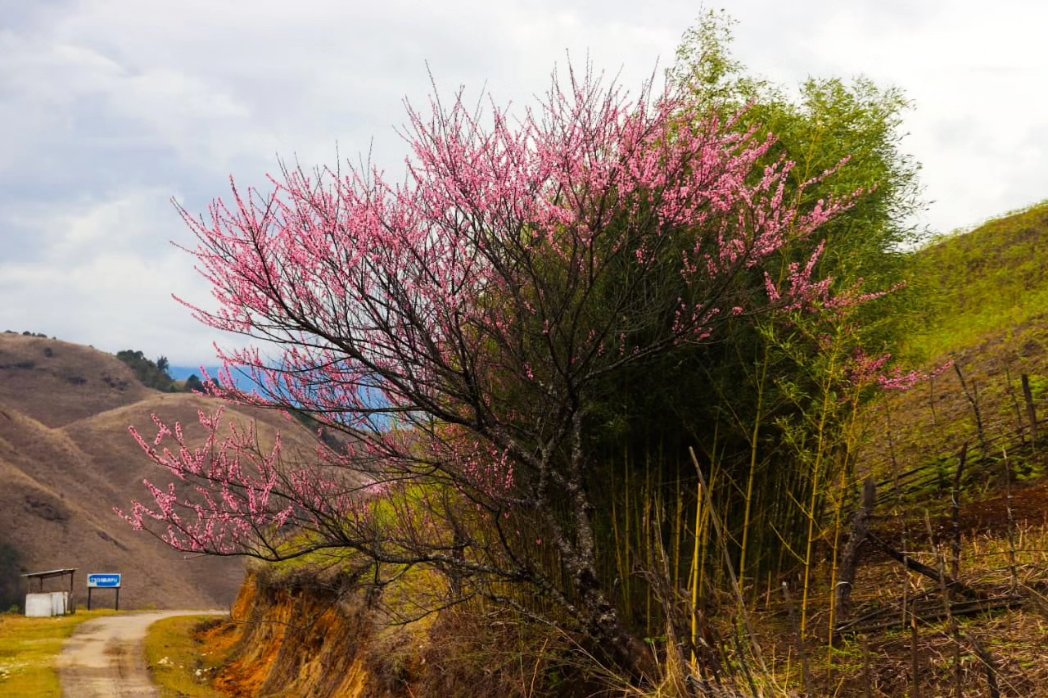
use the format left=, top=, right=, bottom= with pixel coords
left=87, top=573, right=121, bottom=588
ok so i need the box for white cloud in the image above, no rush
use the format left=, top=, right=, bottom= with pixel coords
left=1, top=0, right=1047, bottom=362
left=0, top=189, right=223, bottom=364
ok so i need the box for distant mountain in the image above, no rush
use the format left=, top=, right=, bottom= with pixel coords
left=168, top=365, right=215, bottom=381
left=0, top=333, right=323, bottom=610
left=170, top=364, right=263, bottom=394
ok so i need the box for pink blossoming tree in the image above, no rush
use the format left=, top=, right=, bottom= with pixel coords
left=125, top=69, right=858, bottom=677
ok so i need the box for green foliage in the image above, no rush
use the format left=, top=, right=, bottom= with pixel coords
left=1026, top=374, right=1048, bottom=402
left=673, top=11, right=922, bottom=319
left=905, top=200, right=1048, bottom=362
left=115, top=349, right=177, bottom=392
left=144, top=615, right=226, bottom=697
left=590, top=10, right=923, bottom=590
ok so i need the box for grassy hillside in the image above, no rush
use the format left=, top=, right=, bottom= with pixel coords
left=842, top=201, right=1048, bottom=482
left=905, top=200, right=1048, bottom=363
left=853, top=202, right=1048, bottom=489
left=0, top=333, right=328, bottom=611
left=0, top=334, right=151, bottom=427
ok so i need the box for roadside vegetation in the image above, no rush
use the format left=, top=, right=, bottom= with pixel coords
left=145, top=615, right=230, bottom=698
left=0, top=609, right=115, bottom=697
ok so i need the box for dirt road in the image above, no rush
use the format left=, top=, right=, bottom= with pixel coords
left=57, top=611, right=224, bottom=697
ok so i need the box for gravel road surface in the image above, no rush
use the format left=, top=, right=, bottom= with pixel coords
left=57, top=611, right=224, bottom=697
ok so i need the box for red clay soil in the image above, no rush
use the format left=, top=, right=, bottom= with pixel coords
left=957, top=478, right=1048, bottom=533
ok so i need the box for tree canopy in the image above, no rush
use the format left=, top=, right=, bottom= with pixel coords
left=123, top=23, right=922, bottom=682
left=115, top=350, right=177, bottom=392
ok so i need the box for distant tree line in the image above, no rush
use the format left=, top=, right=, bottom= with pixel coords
left=115, top=350, right=217, bottom=394
left=116, top=350, right=178, bottom=391
left=3, top=330, right=49, bottom=338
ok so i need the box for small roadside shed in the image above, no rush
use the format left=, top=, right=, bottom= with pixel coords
left=21, top=568, right=76, bottom=617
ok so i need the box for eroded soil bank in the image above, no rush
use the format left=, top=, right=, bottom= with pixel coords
left=207, top=573, right=372, bottom=697
left=204, top=567, right=581, bottom=698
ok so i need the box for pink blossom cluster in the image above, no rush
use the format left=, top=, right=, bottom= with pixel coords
left=877, top=359, right=956, bottom=391
left=126, top=69, right=862, bottom=556
left=121, top=409, right=288, bottom=553
left=120, top=409, right=375, bottom=554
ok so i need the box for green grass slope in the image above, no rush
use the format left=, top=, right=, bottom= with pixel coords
left=854, top=201, right=1048, bottom=490
left=905, top=200, right=1048, bottom=363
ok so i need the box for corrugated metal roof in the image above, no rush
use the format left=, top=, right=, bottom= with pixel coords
left=20, top=568, right=77, bottom=579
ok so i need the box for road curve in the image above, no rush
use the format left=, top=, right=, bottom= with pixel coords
left=57, top=610, right=225, bottom=698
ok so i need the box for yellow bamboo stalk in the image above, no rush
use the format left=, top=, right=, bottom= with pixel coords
left=800, top=345, right=839, bottom=638
left=739, top=343, right=771, bottom=593
left=689, top=479, right=704, bottom=669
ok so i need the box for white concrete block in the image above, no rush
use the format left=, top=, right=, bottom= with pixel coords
left=25, top=593, right=54, bottom=617
left=51, top=591, right=68, bottom=615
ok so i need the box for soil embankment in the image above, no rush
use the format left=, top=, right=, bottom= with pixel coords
left=209, top=573, right=371, bottom=697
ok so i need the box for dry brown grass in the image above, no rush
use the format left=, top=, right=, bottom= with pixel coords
left=739, top=513, right=1048, bottom=696
left=0, top=334, right=150, bottom=427
left=199, top=564, right=595, bottom=698
left=0, top=333, right=329, bottom=611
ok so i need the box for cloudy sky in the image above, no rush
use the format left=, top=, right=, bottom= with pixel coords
left=2, top=0, right=1045, bottom=366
